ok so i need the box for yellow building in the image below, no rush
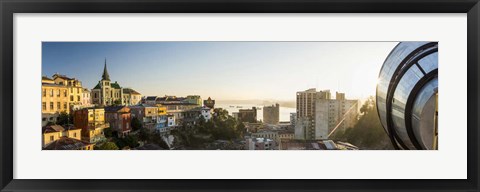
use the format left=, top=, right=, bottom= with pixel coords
left=156, top=104, right=167, bottom=115
left=42, top=76, right=70, bottom=126
left=42, top=125, right=85, bottom=149
left=52, top=74, right=84, bottom=109
left=122, top=88, right=142, bottom=106
left=73, top=107, right=109, bottom=143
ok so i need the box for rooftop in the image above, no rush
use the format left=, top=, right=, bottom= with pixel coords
left=278, top=139, right=358, bottom=150
left=123, top=88, right=141, bottom=95
left=130, top=103, right=156, bottom=108
left=42, top=76, right=53, bottom=81
left=104, top=106, right=128, bottom=112
left=43, top=136, right=92, bottom=150
left=145, top=96, right=158, bottom=101
left=53, top=74, right=75, bottom=81
left=156, top=96, right=186, bottom=102
left=42, top=125, right=64, bottom=133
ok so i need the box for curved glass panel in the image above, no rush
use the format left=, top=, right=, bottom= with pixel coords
left=391, top=65, right=424, bottom=149
left=417, top=52, right=438, bottom=74
left=411, top=78, right=438, bottom=149
left=376, top=42, right=430, bottom=130
left=376, top=42, right=438, bottom=150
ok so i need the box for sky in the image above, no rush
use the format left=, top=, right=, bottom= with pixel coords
left=42, top=42, right=398, bottom=101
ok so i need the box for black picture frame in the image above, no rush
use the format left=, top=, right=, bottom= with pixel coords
left=1, top=0, right=479, bottom=191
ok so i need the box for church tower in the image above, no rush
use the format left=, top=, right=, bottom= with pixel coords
left=100, top=58, right=111, bottom=106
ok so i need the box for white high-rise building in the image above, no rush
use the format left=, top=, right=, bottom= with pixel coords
left=295, top=89, right=358, bottom=140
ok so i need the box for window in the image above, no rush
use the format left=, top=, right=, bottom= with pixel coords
left=56, top=90, right=60, bottom=97
left=50, top=89, right=54, bottom=97
left=70, top=96, right=74, bottom=101
left=63, top=103, right=67, bottom=110
left=70, top=88, right=73, bottom=93
left=42, top=102, right=46, bottom=110
left=42, top=89, right=46, bottom=97
left=49, top=135, right=54, bottom=142
left=77, top=96, right=80, bottom=101
left=57, top=102, right=61, bottom=110
left=94, top=92, right=98, bottom=98
left=49, top=102, right=54, bottom=110
left=73, top=132, right=77, bottom=137
left=63, top=90, right=67, bottom=97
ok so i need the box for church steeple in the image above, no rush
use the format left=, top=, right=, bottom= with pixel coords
left=102, top=58, right=110, bottom=81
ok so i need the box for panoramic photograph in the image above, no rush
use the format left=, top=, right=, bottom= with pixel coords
left=41, top=41, right=438, bottom=150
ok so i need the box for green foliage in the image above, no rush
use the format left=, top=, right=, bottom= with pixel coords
left=104, top=128, right=116, bottom=138
left=148, top=131, right=170, bottom=149
left=131, top=117, right=142, bottom=131
left=172, top=108, right=246, bottom=149
left=115, top=135, right=139, bottom=149
left=113, top=100, right=122, bottom=106
left=331, top=97, right=394, bottom=150
left=56, top=112, right=73, bottom=126
left=138, top=128, right=151, bottom=141
left=135, top=128, right=169, bottom=149
left=96, top=142, right=119, bottom=150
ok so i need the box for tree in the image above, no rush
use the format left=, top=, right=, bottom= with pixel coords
left=104, top=128, right=117, bottom=138
left=131, top=117, right=142, bottom=131
left=235, top=122, right=246, bottom=138
left=56, top=112, right=73, bottom=126
left=113, top=100, right=122, bottom=106
left=138, top=128, right=151, bottom=141
left=150, top=132, right=170, bottom=149
left=115, top=135, right=140, bottom=149
left=331, top=97, right=393, bottom=149
left=170, top=108, right=246, bottom=149
left=96, top=142, right=119, bottom=150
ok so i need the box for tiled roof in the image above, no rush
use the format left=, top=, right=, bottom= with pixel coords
left=123, top=88, right=141, bottom=95
left=111, top=82, right=121, bottom=89
left=42, top=125, right=80, bottom=134
left=93, top=83, right=101, bottom=89
left=53, top=74, right=75, bottom=80
left=42, top=127, right=58, bottom=134
left=104, top=106, right=127, bottom=112
left=156, top=96, right=186, bottom=102
left=145, top=96, right=158, bottom=101
left=42, top=125, right=65, bottom=133
left=130, top=103, right=156, bottom=108
left=93, top=82, right=122, bottom=89
left=160, top=102, right=198, bottom=106
left=42, top=76, right=53, bottom=81
left=43, top=136, right=92, bottom=150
